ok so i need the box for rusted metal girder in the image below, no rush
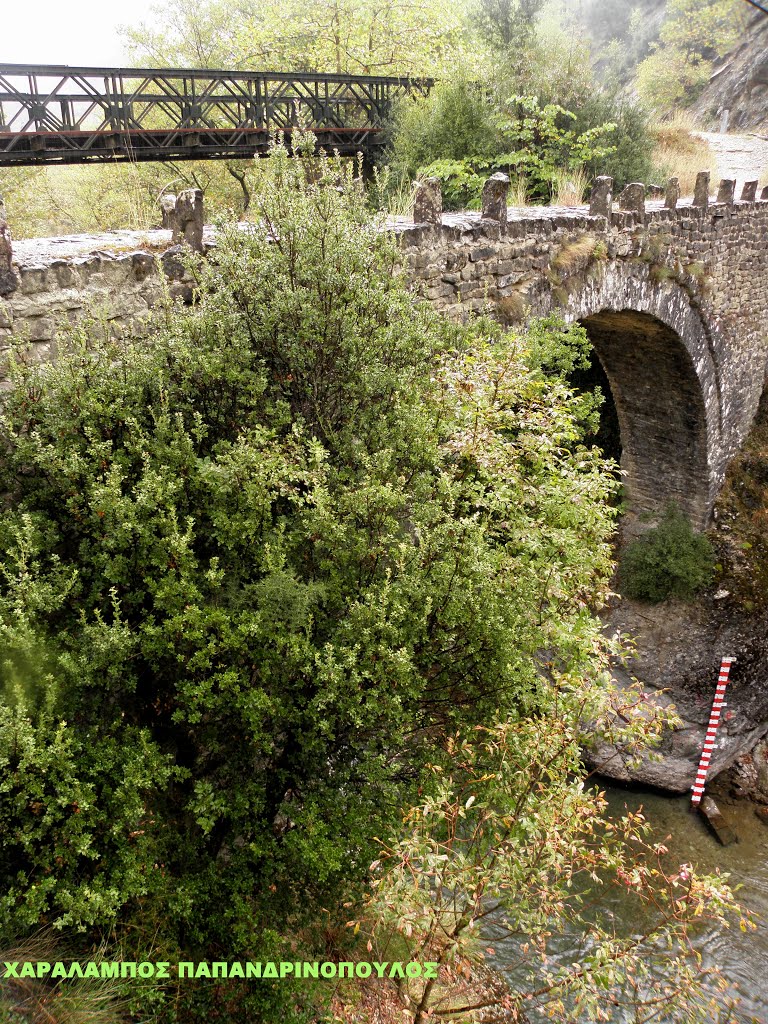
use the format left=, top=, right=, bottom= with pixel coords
left=0, top=64, right=433, bottom=166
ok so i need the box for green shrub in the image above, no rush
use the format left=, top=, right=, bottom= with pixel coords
left=390, top=84, right=619, bottom=208
left=620, top=501, right=714, bottom=601
left=572, top=94, right=656, bottom=190
left=417, top=158, right=486, bottom=209
left=389, top=78, right=498, bottom=176
left=0, top=135, right=620, bottom=1021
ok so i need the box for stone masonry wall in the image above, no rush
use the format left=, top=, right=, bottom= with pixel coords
left=394, top=196, right=768, bottom=526
left=2, top=190, right=768, bottom=526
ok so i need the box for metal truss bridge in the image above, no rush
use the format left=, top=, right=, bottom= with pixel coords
left=0, top=64, right=432, bottom=166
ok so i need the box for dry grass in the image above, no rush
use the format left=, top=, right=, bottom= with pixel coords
left=508, top=174, right=528, bottom=208
left=551, top=233, right=599, bottom=276
left=684, top=260, right=707, bottom=279
left=550, top=166, right=589, bottom=206
left=651, top=112, right=717, bottom=198
left=378, top=168, right=415, bottom=219
left=0, top=933, right=130, bottom=1024
left=498, top=290, right=527, bottom=323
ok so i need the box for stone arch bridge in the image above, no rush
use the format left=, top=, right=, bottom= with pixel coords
left=1, top=171, right=768, bottom=528
left=397, top=172, right=768, bottom=528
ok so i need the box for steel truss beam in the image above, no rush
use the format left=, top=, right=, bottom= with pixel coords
left=0, top=64, right=433, bottom=166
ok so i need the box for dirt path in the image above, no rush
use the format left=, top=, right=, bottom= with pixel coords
left=697, top=130, right=768, bottom=193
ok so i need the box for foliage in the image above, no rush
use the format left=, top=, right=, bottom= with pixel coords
left=493, top=95, right=616, bottom=200
left=121, top=0, right=469, bottom=77
left=363, top=718, right=745, bottom=1023
left=620, top=502, right=715, bottom=602
left=657, top=0, right=743, bottom=60
left=636, top=0, right=745, bottom=114
left=576, top=0, right=661, bottom=87
left=572, top=93, right=656, bottom=191
left=636, top=46, right=711, bottom=113
left=521, top=12, right=595, bottom=108
left=391, top=90, right=616, bottom=207
left=468, top=0, right=544, bottom=54
left=0, top=673, right=173, bottom=929
left=417, top=159, right=486, bottom=210
left=390, top=79, right=499, bottom=175
left=0, top=136, right=636, bottom=1019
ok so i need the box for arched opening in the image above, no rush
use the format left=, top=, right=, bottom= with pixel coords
left=576, top=309, right=711, bottom=527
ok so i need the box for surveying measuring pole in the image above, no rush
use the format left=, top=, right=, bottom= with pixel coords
left=691, top=657, right=734, bottom=808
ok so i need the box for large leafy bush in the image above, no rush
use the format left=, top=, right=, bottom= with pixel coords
left=391, top=86, right=617, bottom=206
left=2, top=139, right=721, bottom=1021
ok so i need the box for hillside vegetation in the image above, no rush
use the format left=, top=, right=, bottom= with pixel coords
left=2, top=0, right=760, bottom=237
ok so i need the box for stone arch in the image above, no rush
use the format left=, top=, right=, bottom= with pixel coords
left=561, top=262, right=724, bottom=528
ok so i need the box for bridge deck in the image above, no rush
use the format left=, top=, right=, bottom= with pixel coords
left=0, top=64, right=431, bottom=166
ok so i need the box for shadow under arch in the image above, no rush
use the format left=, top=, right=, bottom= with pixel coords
left=578, top=308, right=711, bottom=528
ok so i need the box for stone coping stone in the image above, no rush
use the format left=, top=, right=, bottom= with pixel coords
left=9, top=193, right=768, bottom=269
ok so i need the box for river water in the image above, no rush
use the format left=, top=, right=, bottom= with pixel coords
left=493, top=784, right=768, bottom=1023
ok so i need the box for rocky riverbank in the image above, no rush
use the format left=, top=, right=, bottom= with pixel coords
left=591, top=389, right=768, bottom=799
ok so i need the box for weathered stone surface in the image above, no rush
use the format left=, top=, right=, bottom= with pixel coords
left=481, top=172, right=509, bottom=229
left=131, top=252, right=155, bottom=282
left=741, top=180, right=758, bottom=202
left=159, top=193, right=177, bottom=229
left=716, top=178, right=736, bottom=205
left=618, top=182, right=645, bottom=215
left=646, top=183, right=665, bottom=199
left=161, top=245, right=187, bottom=281
left=693, top=171, right=711, bottom=208
left=589, top=175, right=613, bottom=218
left=172, top=188, right=204, bottom=252
left=761, top=185, right=768, bottom=201
left=665, top=176, right=680, bottom=210
left=729, top=734, right=768, bottom=802
left=0, top=196, right=18, bottom=297
left=700, top=796, right=738, bottom=846
left=413, top=177, right=442, bottom=225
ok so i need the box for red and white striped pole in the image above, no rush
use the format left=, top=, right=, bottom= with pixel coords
left=691, top=656, right=734, bottom=808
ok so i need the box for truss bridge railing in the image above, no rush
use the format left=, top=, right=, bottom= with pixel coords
left=0, top=64, right=432, bottom=166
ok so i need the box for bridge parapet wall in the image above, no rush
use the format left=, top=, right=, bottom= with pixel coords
left=2, top=195, right=768, bottom=524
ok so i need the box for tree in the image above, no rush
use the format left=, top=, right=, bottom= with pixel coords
left=636, top=0, right=745, bottom=113
left=620, top=501, right=715, bottom=602
left=469, top=0, right=545, bottom=52
left=363, top=717, right=745, bottom=1023
left=121, top=0, right=470, bottom=77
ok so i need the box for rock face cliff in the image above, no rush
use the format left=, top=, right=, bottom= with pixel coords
left=693, top=10, right=768, bottom=131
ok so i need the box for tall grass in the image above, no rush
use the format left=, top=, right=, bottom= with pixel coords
left=550, top=166, right=589, bottom=207
left=508, top=174, right=528, bottom=208
left=651, top=112, right=717, bottom=197
left=0, top=933, right=130, bottom=1024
